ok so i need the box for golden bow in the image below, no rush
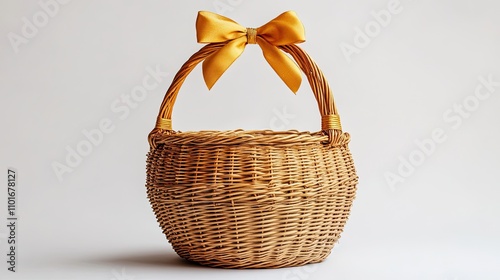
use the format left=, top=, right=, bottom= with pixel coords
left=196, top=11, right=305, bottom=93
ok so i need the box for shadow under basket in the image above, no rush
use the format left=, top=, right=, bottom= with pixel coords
left=145, top=43, right=358, bottom=268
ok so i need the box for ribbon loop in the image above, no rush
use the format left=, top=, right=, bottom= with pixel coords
left=196, top=11, right=305, bottom=93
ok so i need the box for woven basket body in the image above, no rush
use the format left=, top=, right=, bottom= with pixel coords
left=146, top=43, right=358, bottom=268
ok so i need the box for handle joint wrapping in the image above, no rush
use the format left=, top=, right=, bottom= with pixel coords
left=156, top=118, right=172, bottom=130
left=321, top=115, right=342, bottom=131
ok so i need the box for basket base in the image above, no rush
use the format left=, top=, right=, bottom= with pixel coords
left=171, top=243, right=333, bottom=269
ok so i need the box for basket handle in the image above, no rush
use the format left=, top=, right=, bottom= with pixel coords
left=149, top=42, right=345, bottom=147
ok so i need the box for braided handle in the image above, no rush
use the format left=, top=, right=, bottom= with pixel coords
left=149, top=42, right=343, bottom=147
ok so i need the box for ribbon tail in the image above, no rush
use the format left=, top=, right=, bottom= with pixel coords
left=202, top=37, right=247, bottom=90
left=257, top=39, right=302, bottom=93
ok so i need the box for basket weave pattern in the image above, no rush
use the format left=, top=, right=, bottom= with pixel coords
left=146, top=43, right=358, bottom=268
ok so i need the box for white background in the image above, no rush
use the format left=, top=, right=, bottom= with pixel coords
left=1, top=0, right=499, bottom=279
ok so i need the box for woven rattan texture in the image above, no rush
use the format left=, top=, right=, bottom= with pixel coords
left=146, top=42, right=358, bottom=268
left=146, top=131, right=357, bottom=268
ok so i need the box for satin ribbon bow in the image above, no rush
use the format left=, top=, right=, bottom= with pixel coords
left=196, top=11, right=305, bottom=93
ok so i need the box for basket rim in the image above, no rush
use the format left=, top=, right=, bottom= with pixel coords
left=152, top=129, right=351, bottom=146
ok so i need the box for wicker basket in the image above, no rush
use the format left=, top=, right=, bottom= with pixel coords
left=146, top=41, right=358, bottom=268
